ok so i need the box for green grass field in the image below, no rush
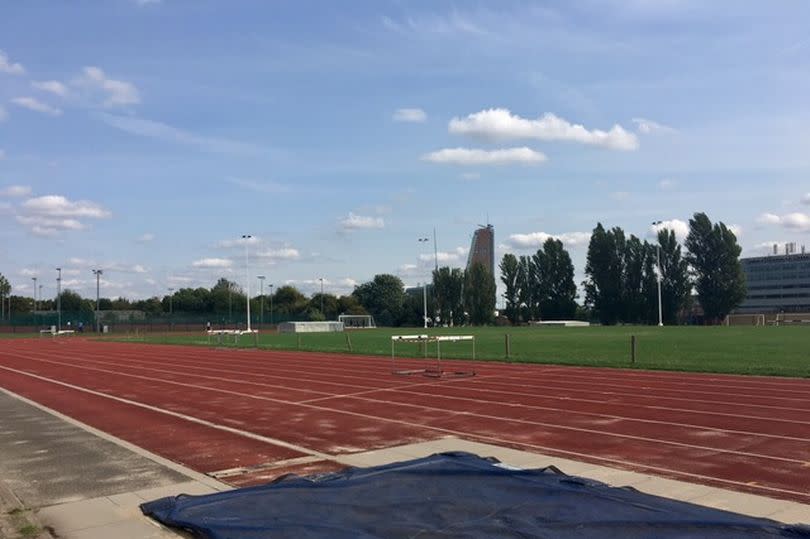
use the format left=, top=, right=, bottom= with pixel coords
left=103, top=325, right=810, bottom=378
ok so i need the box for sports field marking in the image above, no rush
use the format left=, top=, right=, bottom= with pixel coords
left=1, top=362, right=808, bottom=503
left=21, top=345, right=810, bottom=421
left=36, top=341, right=810, bottom=414
left=1, top=353, right=806, bottom=466
left=9, top=347, right=810, bottom=439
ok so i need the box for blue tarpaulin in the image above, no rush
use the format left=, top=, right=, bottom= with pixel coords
left=142, top=452, right=809, bottom=539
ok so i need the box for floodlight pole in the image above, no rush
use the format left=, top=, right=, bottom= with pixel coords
left=31, top=277, right=37, bottom=311
left=56, top=267, right=62, bottom=332
left=92, top=269, right=103, bottom=332
left=257, top=275, right=265, bottom=329
left=168, top=287, right=174, bottom=331
left=269, top=284, right=274, bottom=325
left=652, top=221, right=664, bottom=327
left=319, top=278, right=324, bottom=315
left=242, top=235, right=252, bottom=332
left=419, top=237, right=430, bottom=327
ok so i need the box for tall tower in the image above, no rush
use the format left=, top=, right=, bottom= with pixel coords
left=466, top=224, right=495, bottom=274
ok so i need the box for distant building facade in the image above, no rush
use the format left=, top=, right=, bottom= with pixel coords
left=466, top=224, right=495, bottom=274
left=737, top=252, right=810, bottom=313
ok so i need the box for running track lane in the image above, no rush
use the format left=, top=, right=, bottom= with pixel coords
left=0, top=339, right=809, bottom=503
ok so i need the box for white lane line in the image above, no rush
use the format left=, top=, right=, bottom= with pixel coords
left=19, top=345, right=810, bottom=419
left=1, top=356, right=808, bottom=465
left=2, top=363, right=808, bottom=504
left=9, top=350, right=810, bottom=443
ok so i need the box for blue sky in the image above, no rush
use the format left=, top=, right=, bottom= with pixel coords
left=2, top=0, right=809, bottom=302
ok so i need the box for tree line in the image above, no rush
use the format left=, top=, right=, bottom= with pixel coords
left=0, top=212, right=745, bottom=326
left=498, top=212, right=746, bottom=325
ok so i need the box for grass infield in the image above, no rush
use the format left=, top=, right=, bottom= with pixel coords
left=99, top=325, right=810, bottom=378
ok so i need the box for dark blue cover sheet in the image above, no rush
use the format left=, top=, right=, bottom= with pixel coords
left=142, top=452, right=809, bottom=538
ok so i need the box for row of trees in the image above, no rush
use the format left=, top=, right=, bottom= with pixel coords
left=500, top=238, right=578, bottom=324
left=496, top=212, right=745, bottom=326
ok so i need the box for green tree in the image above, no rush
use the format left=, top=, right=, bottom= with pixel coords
left=337, top=295, right=368, bottom=315
left=622, top=235, right=647, bottom=323
left=401, top=285, right=435, bottom=327
left=584, top=223, right=625, bottom=325
left=517, top=256, right=534, bottom=322
left=655, top=229, right=692, bottom=324
left=308, top=293, right=339, bottom=320
left=464, top=262, right=496, bottom=325
left=685, top=212, right=746, bottom=323
left=499, top=254, right=521, bottom=325
left=0, top=273, right=10, bottom=320
left=271, top=285, right=308, bottom=317
left=432, top=267, right=465, bottom=326
left=534, top=238, right=578, bottom=320
left=59, top=289, right=92, bottom=313
left=352, top=274, right=405, bottom=326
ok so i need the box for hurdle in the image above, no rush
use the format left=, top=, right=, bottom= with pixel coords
left=391, top=334, right=476, bottom=378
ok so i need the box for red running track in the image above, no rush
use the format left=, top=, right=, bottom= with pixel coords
left=0, top=339, right=809, bottom=501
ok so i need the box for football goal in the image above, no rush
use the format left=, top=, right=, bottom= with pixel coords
left=339, top=314, right=376, bottom=329
left=725, top=314, right=766, bottom=326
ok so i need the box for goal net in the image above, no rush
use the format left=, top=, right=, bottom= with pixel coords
left=339, top=314, right=376, bottom=329
left=725, top=314, right=765, bottom=326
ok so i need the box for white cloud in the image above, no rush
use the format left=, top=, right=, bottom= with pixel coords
left=340, top=212, right=385, bottom=230
left=419, top=246, right=468, bottom=263
left=98, top=113, right=259, bottom=154
left=32, top=80, right=68, bottom=97
left=801, top=193, right=810, bottom=205
left=19, top=268, right=39, bottom=277
left=650, top=219, right=690, bottom=242
left=393, top=108, right=427, bottom=123
left=610, top=191, right=630, bottom=201
left=74, top=66, right=140, bottom=108
left=448, top=108, right=639, bottom=151
left=422, top=147, right=547, bottom=166
left=257, top=247, right=301, bottom=261
left=757, top=213, right=781, bottom=225
left=459, top=172, right=480, bottom=180
left=15, top=195, right=110, bottom=236
left=217, top=236, right=261, bottom=248
left=0, top=185, right=32, bottom=197
left=192, top=258, right=233, bottom=268
left=11, top=97, right=62, bottom=116
left=757, top=212, right=810, bottom=230
left=137, top=233, right=155, bottom=243
left=131, top=264, right=147, bottom=273
left=506, top=231, right=590, bottom=249
left=0, top=50, right=24, bottom=75
left=632, top=117, right=676, bottom=134
left=22, top=195, right=111, bottom=218
left=750, top=241, right=790, bottom=256
left=16, top=215, right=85, bottom=236
left=659, top=178, right=676, bottom=190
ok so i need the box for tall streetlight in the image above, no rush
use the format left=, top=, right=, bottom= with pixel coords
left=92, top=269, right=103, bottom=332
left=257, top=275, right=265, bottom=328
left=167, top=287, right=174, bottom=332
left=56, top=267, right=62, bottom=331
left=31, top=277, right=38, bottom=311
left=269, top=284, right=274, bottom=325
left=419, top=237, right=430, bottom=328
left=319, top=278, right=324, bottom=316
left=242, top=234, right=253, bottom=332
left=652, top=221, right=664, bottom=327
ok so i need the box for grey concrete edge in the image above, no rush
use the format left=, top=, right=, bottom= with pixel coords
left=0, top=386, right=231, bottom=493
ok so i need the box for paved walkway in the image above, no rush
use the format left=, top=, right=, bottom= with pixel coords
left=0, top=387, right=807, bottom=538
